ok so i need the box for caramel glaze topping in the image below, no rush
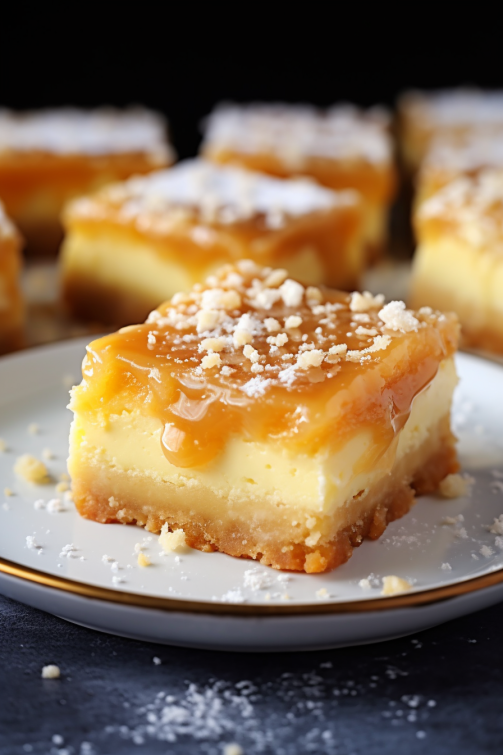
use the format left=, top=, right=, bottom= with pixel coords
left=73, top=262, right=459, bottom=469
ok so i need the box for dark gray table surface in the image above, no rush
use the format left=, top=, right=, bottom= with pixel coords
left=1, top=594, right=502, bottom=755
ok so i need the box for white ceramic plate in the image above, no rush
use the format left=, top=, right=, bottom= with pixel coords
left=1, top=338, right=503, bottom=651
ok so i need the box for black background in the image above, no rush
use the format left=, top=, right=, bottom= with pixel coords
left=2, top=7, right=503, bottom=158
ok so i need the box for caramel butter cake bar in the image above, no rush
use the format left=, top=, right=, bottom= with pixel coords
left=201, top=103, right=396, bottom=259
left=410, top=169, right=503, bottom=354
left=0, top=107, right=174, bottom=255
left=60, top=159, right=364, bottom=325
left=69, top=262, right=459, bottom=573
left=398, top=88, right=503, bottom=174
left=0, top=202, right=24, bottom=354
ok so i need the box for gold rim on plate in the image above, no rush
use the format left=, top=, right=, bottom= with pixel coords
left=1, top=555, right=503, bottom=616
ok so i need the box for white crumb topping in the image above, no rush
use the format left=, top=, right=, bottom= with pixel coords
left=28, top=423, right=40, bottom=435
left=279, top=279, right=304, bottom=307
left=220, top=366, right=236, bottom=376
left=439, top=473, right=475, bottom=499
left=201, top=353, right=222, bottom=370
left=480, top=545, right=494, bottom=558
left=378, top=301, right=419, bottom=333
left=264, top=317, right=281, bottom=333
left=359, top=578, right=372, bottom=590
left=315, top=588, right=329, bottom=599
left=202, top=102, right=392, bottom=166
left=93, top=263, right=449, bottom=402
left=159, top=525, right=187, bottom=553
left=441, top=562, right=452, bottom=571
left=284, top=315, right=302, bottom=329
left=200, top=337, right=227, bottom=352
left=355, top=326, right=378, bottom=337
left=196, top=309, right=221, bottom=333
left=233, top=330, right=253, bottom=347
left=264, top=268, right=288, bottom=287
left=267, top=333, right=288, bottom=347
left=84, top=159, right=352, bottom=231
left=349, top=291, right=385, bottom=312
left=202, top=288, right=241, bottom=311
left=0, top=107, right=170, bottom=158
left=14, top=455, right=50, bottom=484
left=296, top=350, right=324, bottom=369
left=240, top=377, right=273, bottom=397
left=41, top=664, right=60, bottom=679
left=243, top=344, right=260, bottom=363
left=306, top=286, right=323, bottom=303
left=418, top=169, right=503, bottom=246
left=381, top=576, right=413, bottom=596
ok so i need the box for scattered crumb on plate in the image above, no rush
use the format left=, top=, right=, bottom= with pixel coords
left=381, top=575, right=412, bottom=596
left=137, top=552, right=151, bottom=567
left=14, top=454, right=51, bottom=484
left=41, top=664, right=60, bottom=679
left=439, top=473, right=474, bottom=499
left=159, top=525, right=186, bottom=553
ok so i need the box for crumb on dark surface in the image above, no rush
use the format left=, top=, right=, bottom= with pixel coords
left=1, top=595, right=502, bottom=754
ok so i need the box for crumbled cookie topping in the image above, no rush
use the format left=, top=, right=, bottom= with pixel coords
left=127, top=261, right=442, bottom=396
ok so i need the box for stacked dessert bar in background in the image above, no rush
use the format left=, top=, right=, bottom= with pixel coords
left=400, top=89, right=503, bottom=354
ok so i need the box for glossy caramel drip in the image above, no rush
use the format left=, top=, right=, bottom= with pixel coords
left=74, top=263, right=459, bottom=469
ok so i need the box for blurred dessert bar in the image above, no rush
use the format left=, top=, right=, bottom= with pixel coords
left=201, top=103, right=395, bottom=259
left=60, top=159, right=364, bottom=325
left=0, top=202, right=24, bottom=353
left=410, top=169, right=503, bottom=354
left=0, top=107, right=174, bottom=256
left=398, top=88, right=503, bottom=174
left=68, top=262, right=459, bottom=573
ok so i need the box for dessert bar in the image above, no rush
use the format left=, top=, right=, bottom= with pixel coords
left=69, top=262, right=459, bottom=573
left=0, top=107, right=174, bottom=255
left=61, top=159, right=364, bottom=325
left=410, top=168, right=503, bottom=354
left=201, top=103, right=395, bottom=259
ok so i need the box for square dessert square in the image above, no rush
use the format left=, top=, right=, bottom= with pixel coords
left=0, top=202, right=24, bottom=354
left=60, top=159, right=364, bottom=326
left=200, top=103, right=396, bottom=260
left=68, top=262, right=459, bottom=573
left=410, top=168, right=503, bottom=354
left=0, top=107, right=174, bottom=256
left=398, top=88, right=503, bottom=174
